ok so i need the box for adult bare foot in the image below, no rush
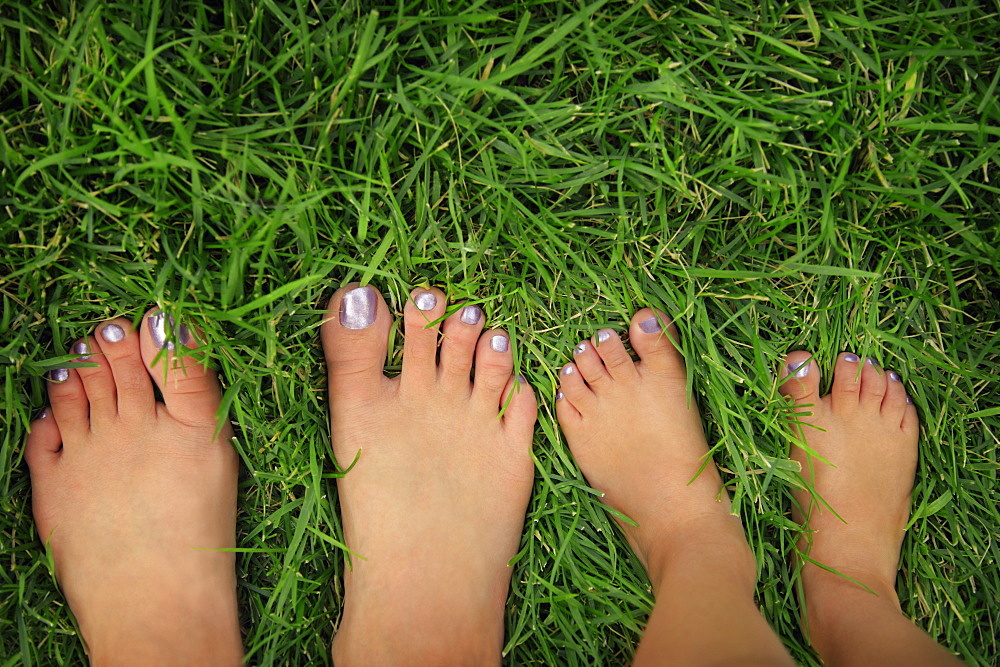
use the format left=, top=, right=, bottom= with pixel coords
left=780, top=351, right=961, bottom=665
left=556, top=309, right=791, bottom=665
left=323, top=285, right=537, bottom=665
left=25, top=311, right=242, bottom=665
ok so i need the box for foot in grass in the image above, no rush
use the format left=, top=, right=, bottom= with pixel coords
left=554, top=310, right=755, bottom=597
left=25, top=311, right=242, bottom=665
left=323, top=285, right=537, bottom=665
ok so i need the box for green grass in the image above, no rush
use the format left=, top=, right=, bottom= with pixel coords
left=1, top=0, right=998, bottom=664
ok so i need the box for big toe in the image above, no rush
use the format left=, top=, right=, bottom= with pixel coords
left=139, top=308, right=224, bottom=427
left=629, top=308, right=686, bottom=379
left=322, top=284, right=392, bottom=402
left=778, top=351, right=822, bottom=416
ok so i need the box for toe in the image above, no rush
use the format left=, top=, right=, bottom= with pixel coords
left=829, top=352, right=863, bottom=409
left=25, top=409, right=62, bottom=468
left=571, top=340, right=610, bottom=386
left=881, top=368, right=908, bottom=424
left=499, top=374, right=538, bottom=444
left=629, top=309, right=686, bottom=379
left=591, top=329, right=637, bottom=381
left=777, top=351, right=820, bottom=414
left=557, top=362, right=595, bottom=415
left=71, top=336, right=117, bottom=424
left=438, top=303, right=485, bottom=390
left=98, top=319, right=156, bottom=420
left=472, top=329, right=515, bottom=407
left=901, top=394, right=919, bottom=433
left=858, top=357, right=888, bottom=409
left=139, top=309, right=222, bottom=427
left=322, top=284, right=392, bottom=402
left=400, top=287, right=446, bottom=388
left=46, top=364, right=89, bottom=436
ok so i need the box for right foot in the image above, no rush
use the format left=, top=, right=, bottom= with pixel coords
left=554, top=309, right=755, bottom=592
left=778, top=352, right=919, bottom=647
left=322, top=285, right=538, bottom=665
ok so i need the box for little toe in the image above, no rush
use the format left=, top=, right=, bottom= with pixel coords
left=25, top=409, right=62, bottom=468
left=901, top=394, right=919, bottom=433
left=139, top=309, right=222, bottom=427
left=829, top=352, right=863, bottom=409
left=557, top=362, right=595, bottom=415
left=438, top=303, right=485, bottom=390
left=629, top=309, right=686, bottom=379
left=777, top=351, right=820, bottom=414
left=400, top=287, right=447, bottom=387
left=46, top=364, right=89, bottom=436
left=322, top=284, right=392, bottom=401
left=499, top=374, right=538, bottom=444
left=97, top=318, right=156, bottom=421
left=881, top=369, right=909, bottom=423
left=71, top=336, right=118, bottom=424
left=591, top=329, right=638, bottom=381
left=471, top=329, right=515, bottom=407
left=571, top=340, right=610, bottom=385
left=858, top=357, right=888, bottom=409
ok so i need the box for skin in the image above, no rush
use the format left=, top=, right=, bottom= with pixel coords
left=322, top=285, right=537, bottom=666
left=555, top=309, right=794, bottom=666
left=779, top=352, right=963, bottom=666
left=25, top=310, right=242, bottom=666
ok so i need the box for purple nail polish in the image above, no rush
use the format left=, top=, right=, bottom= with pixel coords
left=340, top=287, right=376, bottom=330
left=556, top=391, right=564, bottom=400
left=574, top=343, right=587, bottom=355
left=639, top=317, right=661, bottom=334
left=562, top=365, right=575, bottom=376
left=906, top=395, right=914, bottom=404
left=48, top=368, right=69, bottom=383
left=414, top=292, right=437, bottom=311
left=101, top=324, right=125, bottom=343
left=596, top=330, right=613, bottom=344
left=461, top=305, right=482, bottom=325
left=490, top=334, right=509, bottom=353
left=888, top=371, right=901, bottom=382
left=843, top=353, right=859, bottom=363
left=148, top=312, right=190, bottom=350
left=39, top=408, right=49, bottom=419
left=787, top=361, right=809, bottom=378
left=865, top=357, right=878, bottom=366
left=517, top=374, right=527, bottom=383
left=72, top=341, right=90, bottom=360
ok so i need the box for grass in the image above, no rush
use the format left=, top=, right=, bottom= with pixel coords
left=1, top=0, right=998, bottom=663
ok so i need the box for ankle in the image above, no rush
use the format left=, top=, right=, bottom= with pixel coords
left=801, top=569, right=901, bottom=652
left=644, top=525, right=757, bottom=598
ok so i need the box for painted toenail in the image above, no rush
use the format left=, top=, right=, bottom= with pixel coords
left=843, top=353, right=859, bottom=362
left=414, top=292, right=437, bottom=311
left=889, top=371, right=901, bottom=382
left=562, top=364, right=576, bottom=375
left=461, top=305, right=482, bottom=325
left=865, top=357, right=878, bottom=366
left=517, top=374, right=527, bottom=383
left=787, top=361, right=809, bottom=378
left=574, top=343, right=587, bottom=355
left=639, top=317, right=661, bottom=333
left=906, top=395, right=914, bottom=404
left=72, top=341, right=91, bottom=360
left=556, top=391, right=564, bottom=400
left=101, top=324, right=125, bottom=343
left=340, top=287, right=376, bottom=329
left=38, top=408, right=49, bottom=419
left=149, top=312, right=191, bottom=350
left=48, top=368, right=69, bottom=383
left=596, top=330, right=613, bottom=344
left=491, top=334, right=509, bottom=353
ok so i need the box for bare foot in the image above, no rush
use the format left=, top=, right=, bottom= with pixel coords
left=556, top=310, right=791, bottom=665
left=780, top=351, right=961, bottom=665
left=323, top=285, right=537, bottom=665
left=26, top=311, right=242, bottom=665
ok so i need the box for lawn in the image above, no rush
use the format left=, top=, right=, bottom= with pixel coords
left=1, top=0, right=998, bottom=664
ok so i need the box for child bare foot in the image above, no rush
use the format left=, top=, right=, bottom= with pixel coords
left=780, top=351, right=962, bottom=665
left=25, top=311, right=242, bottom=665
left=556, top=309, right=791, bottom=665
left=323, top=285, right=537, bottom=665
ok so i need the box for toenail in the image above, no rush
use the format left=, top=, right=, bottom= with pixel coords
left=906, top=395, right=914, bottom=404
left=517, top=374, right=527, bottom=383
left=72, top=341, right=90, bottom=360
left=596, top=330, right=613, bottom=344
left=48, top=368, right=69, bottom=383
left=414, top=292, right=437, bottom=311
left=149, top=312, right=191, bottom=350
left=461, top=305, right=482, bottom=325
left=340, top=286, right=377, bottom=329
left=38, top=408, right=49, bottom=419
left=491, top=334, right=509, bottom=353
left=574, top=343, right=587, bottom=355
left=556, top=391, right=564, bottom=400
left=865, top=357, right=878, bottom=366
left=639, top=317, right=661, bottom=333
left=843, top=353, right=859, bottom=363
left=787, top=361, right=809, bottom=378
left=101, top=324, right=125, bottom=343
left=562, top=364, right=576, bottom=375
left=889, top=371, right=901, bottom=382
